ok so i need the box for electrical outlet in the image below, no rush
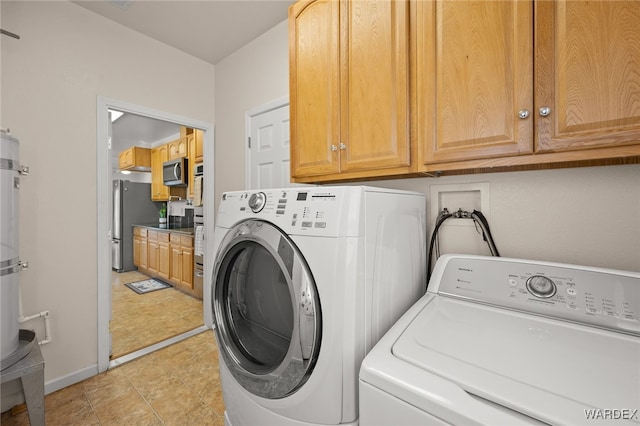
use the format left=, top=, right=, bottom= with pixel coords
left=429, top=182, right=490, bottom=227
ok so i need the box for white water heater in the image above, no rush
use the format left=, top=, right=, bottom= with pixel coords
left=1, top=130, right=21, bottom=365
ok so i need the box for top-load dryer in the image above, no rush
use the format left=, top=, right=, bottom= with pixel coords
left=205, top=186, right=426, bottom=426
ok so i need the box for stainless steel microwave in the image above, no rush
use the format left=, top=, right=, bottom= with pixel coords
left=163, top=157, right=188, bottom=187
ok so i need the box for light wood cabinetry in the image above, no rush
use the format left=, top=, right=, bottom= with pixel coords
left=119, top=146, right=151, bottom=171
left=187, top=128, right=203, bottom=201
left=289, top=0, right=412, bottom=182
left=534, top=1, right=640, bottom=153
left=168, top=136, right=189, bottom=160
left=133, top=227, right=147, bottom=269
left=132, top=227, right=197, bottom=298
left=417, top=0, right=640, bottom=172
left=288, top=0, right=640, bottom=181
left=193, top=129, right=204, bottom=163
left=151, top=144, right=186, bottom=202
left=169, top=233, right=194, bottom=290
left=416, top=0, right=533, bottom=165
left=157, top=232, right=170, bottom=281
left=151, top=145, right=170, bottom=201
left=147, top=230, right=159, bottom=275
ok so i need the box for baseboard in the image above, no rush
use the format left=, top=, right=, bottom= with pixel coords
left=44, top=364, right=98, bottom=395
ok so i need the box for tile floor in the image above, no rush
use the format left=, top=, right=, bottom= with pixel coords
left=2, top=331, right=225, bottom=425
left=1, top=272, right=224, bottom=425
left=110, top=271, right=204, bottom=358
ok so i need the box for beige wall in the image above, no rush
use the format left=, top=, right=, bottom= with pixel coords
left=214, top=19, right=289, bottom=210
left=213, top=19, right=640, bottom=272
left=1, top=1, right=215, bottom=385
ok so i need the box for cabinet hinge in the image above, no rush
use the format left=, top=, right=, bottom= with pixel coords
left=107, top=136, right=112, bottom=150
left=248, top=137, right=251, bottom=149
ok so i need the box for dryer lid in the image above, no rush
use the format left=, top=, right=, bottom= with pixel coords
left=392, top=296, right=640, bottom=425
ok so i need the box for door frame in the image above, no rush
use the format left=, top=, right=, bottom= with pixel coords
left=96, top=96, right=215, bottom=373
left=244, top=96, right=289, bottom=189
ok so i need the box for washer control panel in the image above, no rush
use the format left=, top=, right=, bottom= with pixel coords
left=437, top=256, right=640, bottom=335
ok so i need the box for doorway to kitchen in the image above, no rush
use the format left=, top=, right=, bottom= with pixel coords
left=96, top=97, right=215, bottom=373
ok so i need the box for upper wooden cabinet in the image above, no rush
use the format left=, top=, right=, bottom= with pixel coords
left=119, top=146, right=151, bottom=171
left=193, top=129, right=204, bottom=163
left=535, top=1, right=640, bottom=153
left=168, top=136, right=189, bottom=160
left=151, top=145, right=170, bottom=201
left=289, top=0, right=640, bottom=181
left=417, top=0, right=640, bottom=171
left=416, top=1, right=534, bottom=164
left=289, top=0, right=412, bottom=182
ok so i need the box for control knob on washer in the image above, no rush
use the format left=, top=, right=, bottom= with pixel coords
left=526, top=275, right=557, bottom=298
left=248, top=192, right=267, bottom=213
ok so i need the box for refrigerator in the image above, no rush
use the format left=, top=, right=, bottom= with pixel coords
left=111, top=180, right=160, bottom=272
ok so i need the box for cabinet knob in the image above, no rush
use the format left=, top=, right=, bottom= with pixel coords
left=330, top=145, right=338, bottom=152
left=339, top=143, right=346, bottom=150
left=518, top=109, right=530, bottom=119
left=539, top=106, right=551, bottom=117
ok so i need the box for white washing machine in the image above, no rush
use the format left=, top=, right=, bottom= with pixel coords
left=359, top=254, right=640, bottom=425
left=205, top=186, right=426, bottom=426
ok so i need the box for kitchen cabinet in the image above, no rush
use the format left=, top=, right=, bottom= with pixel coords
left=151, top=144, right=186, bottom=201
left=151, top=145, right=170, bottom=201
left=147, top=230, right=159, bottom=275
left=168, top=136, right=189, bottom=160
left=157, top=232, right=170, bottom=281
left=132, top=226, right=197, bottom=297
left=189, top=128, right=204, bottom=163
left=169, top=233, right=194, bottom=290
left=289, top=0, right=412, bottom=182
left=119, top=146, right=151, bottom=171
left=187, top=134, right=196, bottom=200
left=187, top=128, right=203, bottom=201
left=133, top=227, right=147, bottom=269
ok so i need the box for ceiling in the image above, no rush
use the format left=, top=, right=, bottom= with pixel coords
left=72, top=0, right=293, bottom=66
left=80, top=0, right=294, bottom=157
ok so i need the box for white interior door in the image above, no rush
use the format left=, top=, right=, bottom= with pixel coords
left=246, top=100, right=292, bottom=189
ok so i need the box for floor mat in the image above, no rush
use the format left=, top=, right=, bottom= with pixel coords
left=125, top=279, right=171, bottom=294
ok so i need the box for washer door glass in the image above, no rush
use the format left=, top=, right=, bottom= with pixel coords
left=213, top=219, right=321, bottom=399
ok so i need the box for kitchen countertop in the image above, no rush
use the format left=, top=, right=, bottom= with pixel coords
left=132, top=224, right=194, bottom=235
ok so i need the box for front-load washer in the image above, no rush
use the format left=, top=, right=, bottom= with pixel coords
left=205, top=186, right=426, bottom=426
left=359, top=254, right=640, bottom=425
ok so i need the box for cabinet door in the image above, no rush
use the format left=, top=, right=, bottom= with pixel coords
left=536, top=1, right=640, bottom=152
left=139, top=238, right=148, bottom=270
left=133, top=236, right=141, bottom=267
left=339, top=0, right=411, bottom=172
left=151, top=145, right=169, bottom=201
left=188, top=135, right=195, bottom=200
left=417, top=0, right=533, bottom=165
left=158, top=241, right=170, bottom=280
left=181, top=247, right=193, bottom=289
left=170, top=245, right=182, bottom=284
left=147, top=240, right=158, bottom=274
left=290, top=0, right=341, bottom=178
left=194, top=129, right=204, bottom=163
left=119, top=148, right=133, bottom=169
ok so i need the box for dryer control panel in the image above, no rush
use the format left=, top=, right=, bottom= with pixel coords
left=433, top=255, right=640, bottom=335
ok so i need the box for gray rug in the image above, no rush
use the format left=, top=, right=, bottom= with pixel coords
left=125, top=279, right=171, bottom=294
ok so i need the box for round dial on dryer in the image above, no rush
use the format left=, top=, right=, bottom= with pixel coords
left=248, top=192, right=267, bottom=213
left=526, top=275, right=557, bottom=298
